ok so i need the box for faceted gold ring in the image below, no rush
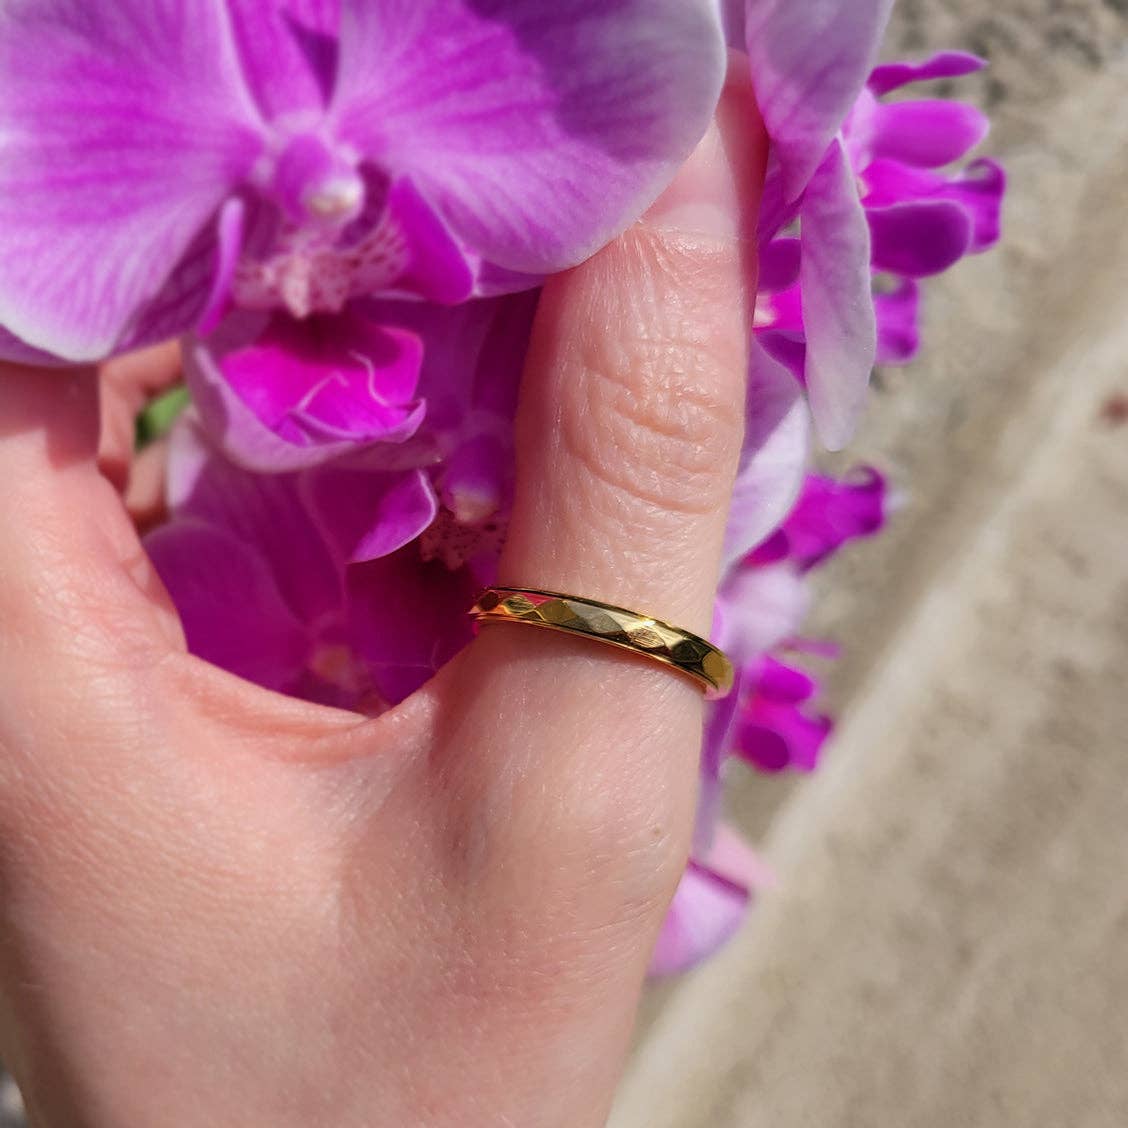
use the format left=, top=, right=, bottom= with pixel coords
left=470, top=587, right=734, bottom=698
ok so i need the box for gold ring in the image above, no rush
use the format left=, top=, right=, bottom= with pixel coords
left=470, top=587, right=734, bottom=698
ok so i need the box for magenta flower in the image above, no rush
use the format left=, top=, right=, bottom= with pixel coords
left=747, top=467, right=888, bottom=572
left=184, top=309, right=427, bottom=470
left=752, top=50, right=1006, bottom=437
left=151, top=291, right=534, bottom=700
left=187, top=286, right=535, bottom=476
left=725, top=0, right=895, bottom=449
left=726, top=0, right=1005, bottom=449
left=662, top=466, right=892, bottom=971
left=733, top=656, right=832, bottom=773
left=715, top=467, right=890, bottom=775
left=146, top=420, right=481, bottom=710
left=0, top=0, right=725, bottom=363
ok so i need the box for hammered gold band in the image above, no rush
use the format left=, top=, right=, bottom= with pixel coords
left=470, top=587, right=734, bottom=699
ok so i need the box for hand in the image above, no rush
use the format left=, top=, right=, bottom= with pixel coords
left=0, top=78, right=763, bottom=1128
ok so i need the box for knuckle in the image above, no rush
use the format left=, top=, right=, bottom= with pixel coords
left=558, top=230, right=746, bottom=519
left=500, top=765, right=692, bottom=936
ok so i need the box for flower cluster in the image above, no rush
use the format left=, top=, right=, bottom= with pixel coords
left=653, top=468, right=890, bottom=974
left=0, top=2, right=1004, bottom=972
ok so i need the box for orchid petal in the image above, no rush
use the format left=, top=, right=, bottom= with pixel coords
left=168, top=420, right=342, bottom=625
left=868, top=200, right=974, bottom=278
left=720, top=345, right=809, bottom=576
left=736, top=697, right=831, bottom=773
left=187, top=329, right=374, bottom=474
left=954, top=160, right=1007, bottom=252
left=757, top=237, right=802, bottom=293
left=439, top=436, right=511, bottom=526
left=756, top=154, right=805, bottom=245
left=735, top=658, right=832, bottom=773
left=0, top=327, right=69, bottom=367
left=225, top=0, right=339, bottom=119
left=332, top=0, right=726, bottom=273
left=861, top=158, right=945, bottom=209
left=752, top=468, right=888, bottom=571
left=348, top=547, right=478, bottom=705
left=145, top=520, right=310, bottom=691
left=197, top=199, right=247, bottom=337
left=868, top=52, right=987, bottom=97
left=863, top=158, right=1005, bottom=257
left=305, top=468, right=438, bottom=565
left=0, top=0, right=265, bottom=360
left=871, top=100, right=989, bottom=168
left=758, top=330, right=807, bottom=382
left=383, top=178, right=477, bottom=305
left=753, top=657, right=818, bottom=702
left=756, top=284, right=804, bottom=335
left=875, top=278, right=922, bottom=365
left=187, top=311, right=426, bottom=471
left=799, top=140, right=876, bottom=450
left=744, top=0, right=894, bottom=202
left=697, top=670, right=742, bottom=850
left=716, top=565, right=811, bottom=668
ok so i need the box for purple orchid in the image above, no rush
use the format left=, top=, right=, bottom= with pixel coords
left=715, top=467, right=890, bottom=779
left=725, top=0, right=1005, bottom=449
left=184, top=308, right=428, bottom=469
left=659, top=466, right=891, bottom=971
left=749, top=49, right=1006, bottom=439
left=724, top=0, right=895, bottom=449
left=146, top=418, right=481, bottom=710
left=0, top=0, right=725, bottom=364
left=150, top=290, right=535, bottom=702
left=185, top=289, right=535, bottom=474
left=748, top=466, right=888, bottom=572
left=733, top=656, right=832, bottom=773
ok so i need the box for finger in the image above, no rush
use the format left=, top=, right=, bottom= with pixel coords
left=0, top=364, right=185, bottom=742
left=124, top=437, right=170, bottom=532
left=392, top=74, right=765, bottom=1121
left=97, top=341, right=183, bottom=490
left=501, top=81, right=762, bottom=636
left=429, top=71, right=764, bottom=967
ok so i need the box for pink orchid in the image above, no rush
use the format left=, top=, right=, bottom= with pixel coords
left=664, top=467, right=891, bottom=971
left=752, top=50, right=1007, bottom=434
left=146, top=419, right=481, bottom=710
left=0, top=0, right=725, bottom=364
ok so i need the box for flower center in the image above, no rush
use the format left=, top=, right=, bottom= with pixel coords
left=234, top=132, right=424, bottom=320
left=270, top=132, right=365, bottom=229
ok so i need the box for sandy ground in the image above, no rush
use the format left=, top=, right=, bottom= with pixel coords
left=3, top=5, right=1126, bottom=1127
left=613, top=4, right=1128, bottom=1127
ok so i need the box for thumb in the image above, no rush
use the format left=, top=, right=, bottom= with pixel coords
left=437, top=70, right=765, bottom=964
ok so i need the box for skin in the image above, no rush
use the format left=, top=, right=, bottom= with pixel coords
left=0, top=78, right=765, bottom=1127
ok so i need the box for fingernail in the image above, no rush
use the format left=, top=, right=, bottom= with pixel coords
left=645, top=121, right=743, bottom=241
left=644, top=73, right=762, bottom=242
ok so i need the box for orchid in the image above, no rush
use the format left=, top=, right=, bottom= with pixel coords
left=652, top=468, right=891, bottom=974
left=0, top=0, right=724, bottom=358
left=147, top=292, right=535, bottom=702
left=146, top=418, right=481, bottom=711
left=755, top=52, right=1007, bottom=380
left=724, top=0, right=1005, bottom=449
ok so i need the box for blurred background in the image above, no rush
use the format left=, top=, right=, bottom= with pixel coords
left=3, top=2, right=1126, bottom=1125
left=612, top=2, right=1128, bottom=1126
